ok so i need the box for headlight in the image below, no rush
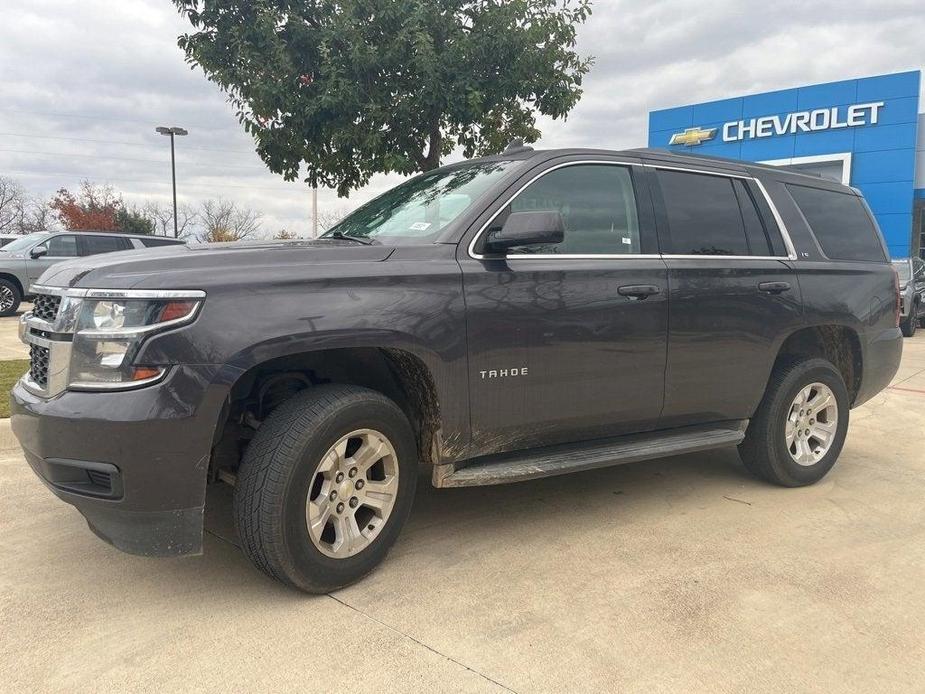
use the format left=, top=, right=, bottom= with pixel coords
left=69, top=293, right=203, bottom=389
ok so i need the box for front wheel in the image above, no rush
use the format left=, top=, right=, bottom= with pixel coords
left=901, top=312, right=917, bottom=337
left=0, top=278, right=21, bottom=317
left=234, top=384, right=418, bottom=593
left=739, top=358, right=849, bottom=487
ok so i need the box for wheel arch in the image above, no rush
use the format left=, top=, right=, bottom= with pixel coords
left=769, top=324, right=863, bottom=406
left=210, top=345, right=445, bottom=480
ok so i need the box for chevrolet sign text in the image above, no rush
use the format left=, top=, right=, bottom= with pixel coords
left=722, top=101, right=884, bottom=142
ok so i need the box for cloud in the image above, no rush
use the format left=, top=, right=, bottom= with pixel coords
left=0, top=0, right=922, bottom=236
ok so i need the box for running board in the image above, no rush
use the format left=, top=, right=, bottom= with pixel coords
left=433, top=421, right=748, bottom=488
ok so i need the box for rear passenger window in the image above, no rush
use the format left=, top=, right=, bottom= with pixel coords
left=657, top=170, right=771, bottom=256
left=80, top=235, right=130, bottom=256
left=140, top=237, right=182, bottom=248
left=786, top=184, right=886, bottom=262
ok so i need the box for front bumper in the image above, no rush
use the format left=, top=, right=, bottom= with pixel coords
left=10, top=365, right=229, bottom=557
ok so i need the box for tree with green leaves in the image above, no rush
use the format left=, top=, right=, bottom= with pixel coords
left=175, top=0, right=593, bottom=196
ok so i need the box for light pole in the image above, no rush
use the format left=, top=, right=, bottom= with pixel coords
left=155, top=126, right=188, bottom=237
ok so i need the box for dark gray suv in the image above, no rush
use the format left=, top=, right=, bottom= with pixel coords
left=10, top=147, right=903, bottom=593
left=0, top=231, right=185, bottom=316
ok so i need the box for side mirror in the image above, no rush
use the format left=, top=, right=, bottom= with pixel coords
left=30, top=246, right=47, bottom=259
left=484, top=211, right=565, bottom=254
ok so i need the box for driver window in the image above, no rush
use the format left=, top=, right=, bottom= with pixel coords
left=493, top=164, right=641, bottom=255
left=45, top=235, right=78, bottom=257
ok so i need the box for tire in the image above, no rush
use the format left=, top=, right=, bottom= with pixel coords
left=901, top=313, right=916, bottom=337
left=234, top=384, right=418, bottom=593
left=739, top=358, right=849, bottom=487
left=0, top=278, right=21, bottom=317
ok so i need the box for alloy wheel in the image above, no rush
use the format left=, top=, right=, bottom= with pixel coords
left=305, top=429, right=400, bottom=558
left=785, top=382, right=839, bottom=466
left=0, top=285, right=13, bottom=312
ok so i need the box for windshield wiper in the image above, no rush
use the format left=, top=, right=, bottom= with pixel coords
left=323, top=231, right=378, bottom=245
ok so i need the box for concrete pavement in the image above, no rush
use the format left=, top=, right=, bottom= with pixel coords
left=0, top=302, right=29, bottom=360
left=1, top=336, right=924, bottom=692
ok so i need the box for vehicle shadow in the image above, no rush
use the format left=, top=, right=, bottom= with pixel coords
left=202, top=446, right=755, bottom=595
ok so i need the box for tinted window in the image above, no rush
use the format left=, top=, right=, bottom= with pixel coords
left=657, top=170, right=760, bottom=256
left=140, top=237, right=183, bottom=248
left=787, top=184, right=886, bottom=262
left=45, top=235, right=78, bottom=257
left=81, top=235, right=130, bottom=256
left=499, top=164, right=641, bottom=255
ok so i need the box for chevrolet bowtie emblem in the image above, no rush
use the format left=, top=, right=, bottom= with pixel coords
left=669, top=127, right=717, bottom=146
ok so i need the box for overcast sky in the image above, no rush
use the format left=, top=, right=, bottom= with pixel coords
left=1, top=0, right=923, bottom=237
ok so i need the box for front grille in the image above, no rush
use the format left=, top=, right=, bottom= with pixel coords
left=29, top=344, right=49, bottom=388
left=33, top=294, right=61, bottom=322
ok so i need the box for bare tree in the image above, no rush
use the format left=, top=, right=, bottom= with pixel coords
left=0, top=177, right=26, bottom=232
left=274, top=229, right=299, bottom=240
left=17, top=198, right=58, bottom=232
left=143, top=201, right=198, bottom=238
left=315, top=207, right=351, bottom=234
left=197, top=199, right=262, bottom=243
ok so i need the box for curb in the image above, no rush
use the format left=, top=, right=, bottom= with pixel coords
left=0, top=418, right=19, bottom=453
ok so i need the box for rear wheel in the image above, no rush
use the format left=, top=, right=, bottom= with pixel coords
left=0, top=279, right=21, bottom=317
left=739, top=358, right=849, bottom=487
left=234, top=384, right=417, bottom=593
left=901, top=311, right=917, bottom=337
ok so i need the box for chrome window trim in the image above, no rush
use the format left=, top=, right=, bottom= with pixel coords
left=467, top=160, right=645, bottom=261
left=648, top=164, right=798, bottom=261
left=466, top=160, right=799, bottom=262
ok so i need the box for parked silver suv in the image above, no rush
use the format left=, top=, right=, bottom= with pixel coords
left=893, top=257, right=925, bottom=337
left=0, top=231, right=185, bottom=316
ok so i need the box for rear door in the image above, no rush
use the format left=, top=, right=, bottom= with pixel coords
left=459, top=158, right=669, bottom=457
left=78, top=234, right=133, bottom=257
left=647, top=164, right=803, bottom=427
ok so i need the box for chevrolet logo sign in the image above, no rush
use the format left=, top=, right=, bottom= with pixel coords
left=669, top=127, right=717, bottom=146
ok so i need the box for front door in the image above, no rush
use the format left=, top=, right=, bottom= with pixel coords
left=459, top=160, right=669, bottom=458
left=647, top=165, right=804, bottom=426
left=27, top=233, right=80, bottom=287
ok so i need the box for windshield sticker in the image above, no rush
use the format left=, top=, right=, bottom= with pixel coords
left=409, top=222, right=432, bottom=231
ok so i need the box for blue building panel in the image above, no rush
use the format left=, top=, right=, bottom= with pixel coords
left=648, top=70, right=922, bottom=256
left=858, top=181, right=918, bottom=214
left=796, top=79, right=857, bottom=110
left=793, top=128, right=855, bottom=157
left=852, top=149, right=916, bottom=184
left=854, top=123, right=918, bottom=152
left=743, top=89, right=799, bottom=118
left=857, top=71, right=919, bottom=101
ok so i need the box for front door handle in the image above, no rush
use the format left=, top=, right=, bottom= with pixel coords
left=758, top=281, right=791, bottom=294
left=618, top=284, right=661, bottom=300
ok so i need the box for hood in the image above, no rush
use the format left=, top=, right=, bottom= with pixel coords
left=38, top=239, right=395, bottom=290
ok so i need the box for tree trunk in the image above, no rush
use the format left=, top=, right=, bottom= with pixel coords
left=421, top=127, right=443, bottom=171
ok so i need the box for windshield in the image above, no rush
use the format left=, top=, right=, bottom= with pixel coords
left=323, top=160, right=519, bottom=245
left=893, top=260, right=911, bottom=282
left=0, top=232, right=49, bottom=253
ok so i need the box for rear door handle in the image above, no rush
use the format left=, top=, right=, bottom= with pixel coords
left=758, top=281, right=791, bottom=294
left=618, top=284, right=661, bottom=300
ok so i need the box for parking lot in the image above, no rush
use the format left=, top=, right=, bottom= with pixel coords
left=1, top=328, right=923, bottom=693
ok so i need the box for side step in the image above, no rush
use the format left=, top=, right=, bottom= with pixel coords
left=433, top=421, right=748, bottom=488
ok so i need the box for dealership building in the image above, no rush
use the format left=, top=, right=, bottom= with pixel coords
left=648, top=70, right=923, bottom=259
